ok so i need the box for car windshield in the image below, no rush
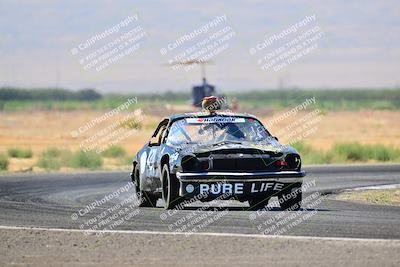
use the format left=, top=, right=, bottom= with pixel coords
left=166, top=116, right=271, bottom=146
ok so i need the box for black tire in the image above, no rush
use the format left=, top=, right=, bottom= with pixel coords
left=161, top=164, right=183, bottom=210
left=133, top=164, right=158, bottom=207
left=278, top=184, right=302, bottom=211
left=248, top=197, right=270, bottom=210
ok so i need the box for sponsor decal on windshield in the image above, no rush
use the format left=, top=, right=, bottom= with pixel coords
left=186, top=117, right=246, bottom=124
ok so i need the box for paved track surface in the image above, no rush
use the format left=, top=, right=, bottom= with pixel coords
left=2, top=227, right=400, bottom=267
left=1, top=164, right=400, bottom=239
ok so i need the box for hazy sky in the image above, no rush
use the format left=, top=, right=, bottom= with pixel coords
left=1, top=0, right=399, bottom=93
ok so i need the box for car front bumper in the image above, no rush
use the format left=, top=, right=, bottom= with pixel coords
left=176, top=170, right=305, bottom=198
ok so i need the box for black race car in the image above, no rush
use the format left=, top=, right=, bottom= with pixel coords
left=130, top=111, right=305, bottom=210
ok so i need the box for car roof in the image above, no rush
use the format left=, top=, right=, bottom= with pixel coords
left=167, top=111, right=259, bottom=122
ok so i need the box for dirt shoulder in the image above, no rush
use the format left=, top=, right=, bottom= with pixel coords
left=1, top=228, right=400, bottom=267
left=337, top=188, right=400, bottom=206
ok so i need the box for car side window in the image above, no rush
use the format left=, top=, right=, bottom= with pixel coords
left=149, top=120, right=169, bottom=146
left=165, top=122, right=184, bottom=145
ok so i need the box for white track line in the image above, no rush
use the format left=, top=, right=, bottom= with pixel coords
left=345, top=184, right=400, bottom=191
left=0, top=225, right=399, bottom=243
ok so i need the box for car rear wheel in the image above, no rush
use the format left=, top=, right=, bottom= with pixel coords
left=133, top=165, right=158, bottom=207
left=161, top=164, right=183, bottom=210
left=278, top=184, right=302, bottom=211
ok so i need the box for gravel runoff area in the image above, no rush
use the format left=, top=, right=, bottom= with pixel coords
left=1, top=228, right=400, bottom=267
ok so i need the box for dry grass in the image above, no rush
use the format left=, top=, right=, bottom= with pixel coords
left=337, top=189, right=400, bottom=206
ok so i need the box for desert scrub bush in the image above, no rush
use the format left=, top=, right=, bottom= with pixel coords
left=41, top=148, right=63, bottom=158
left=0, top=154, right=9, bottom=171
left=37, top=148, right=69, bottom=170
left=371, top=144, right=400, bottom=161
left=333, top=143, right=367, bottom=161
left=7, top=148, right=33, bottom=158
left=68, top=151, right=102, bottom=169
left=292, top=142, right=332, bottom=164
left=120, top=117, right=142, bottom=130
left=101, top=146, right=126, bottom=158
left=118, top=155, right=134, bottom=166
left=38, top=149, right=102, bottom=170
left=333, top=143, right=400, bottom=162
left=293, top=142, right=400, bottom=164
left=292, top=142, right=314, bottom=155
left=37, top=156, right=61, bottom=170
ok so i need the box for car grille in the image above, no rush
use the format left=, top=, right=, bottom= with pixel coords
left=181, top=150, right=299, bottom=173
left=190, top=154, right=281, bottom=172
left=208, top=157, right=280, bottom=172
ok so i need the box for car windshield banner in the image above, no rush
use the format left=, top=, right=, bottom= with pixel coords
left=186, top=117, right=246, bottom=124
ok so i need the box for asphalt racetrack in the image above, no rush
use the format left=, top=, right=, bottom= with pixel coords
left=1, top=164, right=400, bottom=239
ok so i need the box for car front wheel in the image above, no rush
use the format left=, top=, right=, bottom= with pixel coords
left=161, top=164, right=183, bottom=210
left=133, top=164, right=158, bottom=207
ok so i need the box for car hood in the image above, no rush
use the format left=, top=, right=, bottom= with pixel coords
left=179, top=140, right=295, bottom=155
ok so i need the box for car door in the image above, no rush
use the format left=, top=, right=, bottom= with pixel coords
left=147, top=119, right=169, bottom=179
